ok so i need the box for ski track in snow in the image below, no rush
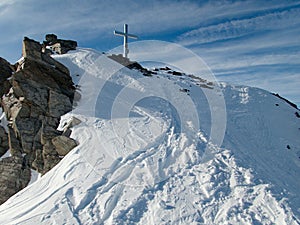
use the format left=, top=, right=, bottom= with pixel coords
left=0, top=48, right=299, bottom=225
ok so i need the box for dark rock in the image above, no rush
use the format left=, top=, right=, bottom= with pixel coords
left=45, top=34, right=58, bottom=44
left=0, top=57, right=14, bottom=101
left=61, top=117, right=82, bottom=137
left=22, top=37, right=42, bottom=60
left=62, top=116, right=81, bottom=137
left=48, top=90, right=73, bottom=117
left=160, top=66, right=171, bottom=71
left=272, top=93, right=298, bottom=110
left=62, top=128, right=72, bottom=137
left=108, top=54, right=139, bottom=68
left=108, top=54, right=154, bottom=77
left=7, top=127, right=23, bottom=157
left=0, top=126, right=8, bottom=157
left=199, top=83, right=214, bottom=89
left=188, top=74, right=207, bottom=83
left=52, top=136, right=78, bottom=156
left=180, top=88, right=190, bottom=93
left=41, top=53, right=70, bottom=75
left=43, top=34, right=77, bottom=55
left=31, top=149, right=43, bottom=172
left=42, top=154, right=60, bottom=173
left=0, top=156, right=31, bottom=205
left=172, top=71, right=182, bottom=76
left=0, top=57, right=14, bottom=78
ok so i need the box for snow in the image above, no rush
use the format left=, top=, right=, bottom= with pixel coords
left=0, top=108, right=8, bottom=133
left=28, top=169, right=41, bottom=186
left=0, top=149, right=11, bottom=159
left=0, top=108, right=10, bottom=159
left=0, top=48, right=299, bottom=224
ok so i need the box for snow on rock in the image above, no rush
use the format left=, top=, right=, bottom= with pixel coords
left=0, top=108, right=8, bottom=130
left=0, top=109, right=9, bottom=158
left=0, top=48, right=299, bottom=224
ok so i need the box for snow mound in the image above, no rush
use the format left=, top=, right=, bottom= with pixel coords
left=0, top=48, right=299, bottom=225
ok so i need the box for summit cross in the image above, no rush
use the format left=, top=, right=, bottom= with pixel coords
left=114, top=24, right=138, bottom=58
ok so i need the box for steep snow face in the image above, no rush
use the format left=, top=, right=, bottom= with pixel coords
left=0, top=48, right=299, bottom=225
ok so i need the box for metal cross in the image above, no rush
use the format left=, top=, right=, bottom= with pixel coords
left=114, top=24, right=138, bottom=58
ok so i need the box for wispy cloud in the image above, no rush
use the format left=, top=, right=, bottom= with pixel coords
left=174, top=1, right=300, bottom=106
left=178, top=6, right=300, bottom=45
left=0, top=0, right=200, bottom=42
left=0, top=0, right=299, bottom=105
left=1, top=0, right=297, bottom=44
left=0, top=0, right=208, bottom=59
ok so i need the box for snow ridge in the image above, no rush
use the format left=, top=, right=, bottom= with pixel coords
left=0, top=48, right=299, bottom=225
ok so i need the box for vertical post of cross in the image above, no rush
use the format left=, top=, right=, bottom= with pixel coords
left=123, top=24, right=128, bottom=58
left=114, top=24, right=138, bottom=58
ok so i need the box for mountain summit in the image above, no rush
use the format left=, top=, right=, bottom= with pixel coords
left=0, top=43, right=299, bottom=224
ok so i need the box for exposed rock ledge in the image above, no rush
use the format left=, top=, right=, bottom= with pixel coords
left=0, top=35, right=79, bottom=205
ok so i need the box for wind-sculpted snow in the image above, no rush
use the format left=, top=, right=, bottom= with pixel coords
left=0, top=48, right=299, bottom=225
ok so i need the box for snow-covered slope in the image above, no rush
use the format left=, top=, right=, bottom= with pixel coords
left=0, top=48, right=299, bottom=225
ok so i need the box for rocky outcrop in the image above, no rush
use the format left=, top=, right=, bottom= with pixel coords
left=62, top=116, right=82, bottom=137
left=43, top=34, right=77, bottom=54
left=0, top=36, right=78, bottom=204
left=52, top=135, right=78, bottom=156
left=0, top=57, right=12, bottom=159
left=0, top=57, right=14, bottom=104
left=108, top=54, right=155, bottom=76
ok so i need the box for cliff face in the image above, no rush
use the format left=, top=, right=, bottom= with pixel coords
left=0, top=58, right=12, bottom=157
left=0, top=58, right=13, bottom=99
left=0, top=36, right=78, bottom=204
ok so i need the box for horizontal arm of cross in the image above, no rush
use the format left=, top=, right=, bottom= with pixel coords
left=114, top=30, right=138, bottom=39
left=114, top=30, right=125, bottom=36
left=127, top=34, right=138, bottom=39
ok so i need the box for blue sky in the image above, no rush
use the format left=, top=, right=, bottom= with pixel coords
left=0, top=0, right=300, bottom=106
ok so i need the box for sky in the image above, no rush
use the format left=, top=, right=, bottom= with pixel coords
left=0, top=0, right=300, bottom=106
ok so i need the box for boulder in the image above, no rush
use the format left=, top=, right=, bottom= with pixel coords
left=22, top=37, right=42, bottom=60
left=45, top=34, right=58, bottom=44
left=62, top=116, right=82, bottom=137
left=63, top=116, right=81, bottom=131
left=52, top=135, right=78, bottom=156
left=43, top=34, right=77, bottom=54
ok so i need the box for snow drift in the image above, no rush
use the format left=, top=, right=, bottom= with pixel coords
left=0, top=48, right=299, bottom=225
